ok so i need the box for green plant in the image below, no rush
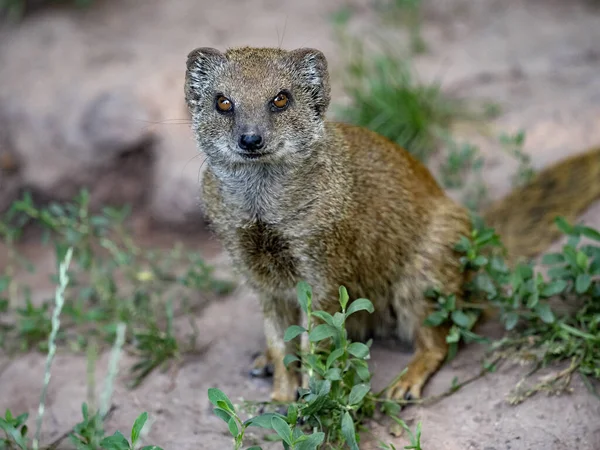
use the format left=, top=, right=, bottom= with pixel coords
left=208, top=388, right=324, bottom=450
left=68, top=403, right=106, bottom=450
left=438, top=140, right=483, bottom=189
left=435, top=133, right=489, bottom=211
left=0, top=0, right=93, bottom=22
left=95, top=412, right=161, bottom=450
left=15, top=298, right=52, bottom=351
left=425, top=214, right=600, bottom=400
left=499, top=130, right=535, bottom=188
left=1, top=190, right=232, bottom=386
left=0, top=410, right=29, bottom=450
left=379, top=418, right=422, bottom=450
left=0, top=248, right=162, bottom=450
left=334, top=36, right=467, bottom=163
left=209, top=282, right=387, bottom=449
left=128, top=301, right=179, bottom=388
left=32, top=248, right=73, bottom=450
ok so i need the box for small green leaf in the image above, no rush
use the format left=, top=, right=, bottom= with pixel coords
left=517, top=263, right=534, bottom=279
left=555, top=217, right=573, bottom=235
left=341, top=411, right=359, bottom=450
left=542, top=252, right=565, bottom=265
left=348, top=383, right=370, bottom=405
left=474, top=228, right=497, bottom=246
left=339, top=285, right=350, bottom=310
left=297, top=281, right=312, bottom=314
left=283, top=354, right=300, bottom=368
left=490, top=255, right=509, bottom=273
left=576, top=251, right=589, bottom=270
left=445, top=295, right=457, bottom=311
left=245, top=413, right=286, bottom=429
left=347, top=342, right=370, bottom=358
left=0, top=418, right=28, bottom=449
left=325, top=368, right=342, bottom=380
left=99, top=431, right=131, bottom=450
left=213, top=408, right=232, bottom=423
left=301, top=393, right=329, bottom=416
left=579, top=226, right=600, bottom=242
left=576, top=274, right=592, bottom=294
left=352, top=359, right=371, bottom=381
left=311, top=311, right=335, bottom=326
left=535, top=303, right=555, bottom=324
left=504, top=312, right=519, bottom=331
left=454, top=236, right=472, bottom=252
left=207, top=388, right=235, bottom=413
left=447, top=341, right=458, bottom=361
left=474, top=273, right=497, bottom=297
left=315, top=379, right=332, bottom=396
left=295, top=432, right=325, bottom=450
left=332, top=312, right=345, bottom=329
left=473, top=255, right=488, bottom=266
left=562, top=246, right=579, bottom=267
left=451, top=310, right=471, bottom=328
left=227, top=417, right=239, bottom=437
left=381, top=400, right=401, bottom=416
left=541, top=280, right=568, bottom=297
left=525, top=291, right=540, bottom=309
left=590, top=258, right=600, bottom=275
left=271, top=416, right=292, bottom=445
left=284, top=325, right=307, bottom=342
left=326, top=348, right=345, bottom=369
left=308, top=324, right=337, bottom=342
left=131, top=412, right=148, bottom=446
left=287, top=404, right=298, bottom=426
left=567, top=234, right=581, bottom=249
left=548, top=266, right=571, bottom=279
left=446, top=326, right=460, bottom=344
left=424, top=310, right=448, bottom=326
left=345, top=298, right=374, bottom=317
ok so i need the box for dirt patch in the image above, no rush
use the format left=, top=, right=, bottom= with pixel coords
left=1, top=0, right=600, bottom=449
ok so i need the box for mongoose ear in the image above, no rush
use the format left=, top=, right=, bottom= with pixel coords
left=287, top=48, right=331, bottom=117
left=186, top=47, right=225, bottom=70
left=185, top=47, right=227, bottom=106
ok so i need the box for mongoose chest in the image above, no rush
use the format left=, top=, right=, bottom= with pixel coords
left=233, top=219, right=301, bottom=292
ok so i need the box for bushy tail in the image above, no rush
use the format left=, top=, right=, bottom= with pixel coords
left=482, top=146, right=600, bottom=261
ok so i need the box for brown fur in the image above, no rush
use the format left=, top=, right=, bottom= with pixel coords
left=483, top=146, right=600, bottom=263
left=184, top=46, right=600, bottom=402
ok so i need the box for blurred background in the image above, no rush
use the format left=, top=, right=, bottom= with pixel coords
left=1, top=0, right=599, bottom=449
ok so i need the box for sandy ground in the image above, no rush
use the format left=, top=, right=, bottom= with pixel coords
left=1, top=0, right=600, bottom=449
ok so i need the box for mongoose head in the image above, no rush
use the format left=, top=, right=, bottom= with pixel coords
left=184, top=47, right=331, bottom=166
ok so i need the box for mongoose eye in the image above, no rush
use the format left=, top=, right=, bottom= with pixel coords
left=271, top=92, right=289, bottom=110
left=216, top=95, right=233, bottom=113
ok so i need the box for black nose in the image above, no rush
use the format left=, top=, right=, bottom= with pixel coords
left=239, top=134, right=264, bottom=151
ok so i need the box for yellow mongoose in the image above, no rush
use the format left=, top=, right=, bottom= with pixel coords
left=184, top=46, right=600, bottom=402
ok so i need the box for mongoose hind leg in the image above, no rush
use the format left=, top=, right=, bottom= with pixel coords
left=386, top=322, right=450, bottom=400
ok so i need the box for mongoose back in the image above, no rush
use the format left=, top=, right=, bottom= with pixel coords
left=184, top=46, right=600, bottom=402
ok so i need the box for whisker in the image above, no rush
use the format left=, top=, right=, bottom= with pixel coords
left=277, top=15, right=288, bottom=49
left=181, top=153, right=204, bottom=177
left=197, top=157, right=208, bottom=184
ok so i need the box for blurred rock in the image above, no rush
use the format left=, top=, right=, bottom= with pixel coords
left=0, top=85, right=156, bottom=214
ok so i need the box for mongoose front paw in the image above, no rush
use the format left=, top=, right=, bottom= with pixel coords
left=385, top=367, right=426, bottom=401
left=250, top=351, right=274, bottom=378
